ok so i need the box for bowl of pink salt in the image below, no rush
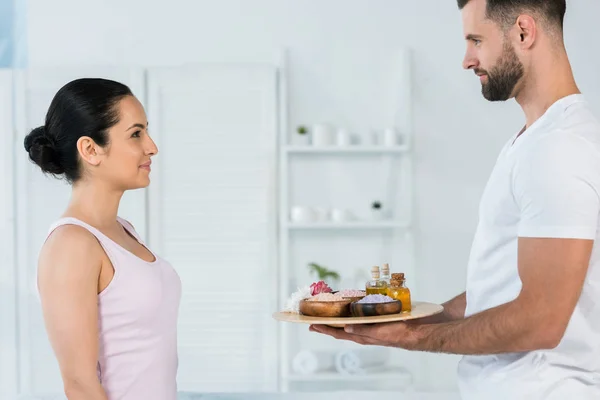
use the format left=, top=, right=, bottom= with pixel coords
left=299, top=293, right=352, bottom=317
left=336, top=289, right=366, bottom=302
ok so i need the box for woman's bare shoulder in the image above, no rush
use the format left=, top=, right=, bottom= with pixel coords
left=38, top=224, right=104, bottom=282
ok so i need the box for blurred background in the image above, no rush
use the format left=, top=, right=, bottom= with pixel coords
left=1, top=1, right=599, bottom=399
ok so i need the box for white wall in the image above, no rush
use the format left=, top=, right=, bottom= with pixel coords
left=24, top=0, right=600, bottom=391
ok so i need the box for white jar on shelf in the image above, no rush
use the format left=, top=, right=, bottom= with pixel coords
left=312, top=123, right=335, bottom=146
left=336, top=128, right=351, bottom=146
left=290, top=206, right=316, bottom=223
left=313, top=207, right=330, bottom=221
left=331, top=208, right=355, bottom=222
left=383, top=127, right=398, bottom=146
left=366, top=129, right=380, bottom=146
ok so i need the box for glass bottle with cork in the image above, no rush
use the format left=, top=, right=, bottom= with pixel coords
left=365, top=266, right=388, bottom=295
left=387, top=273, right=411, bottom=312
left=381, top=263, right=391, bottom=286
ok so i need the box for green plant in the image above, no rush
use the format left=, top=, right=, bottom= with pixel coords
left=297, top=125, right=308, bottom=135
left=307, top=262, right=340, bottom=282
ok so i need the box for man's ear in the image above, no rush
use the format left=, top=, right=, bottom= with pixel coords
left=515, top=14, right=537, bottom=49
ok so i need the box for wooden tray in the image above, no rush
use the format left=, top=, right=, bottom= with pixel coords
left=273, top=301, right=443, bottom=327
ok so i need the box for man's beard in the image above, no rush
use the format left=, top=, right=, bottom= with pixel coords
left=478, top=42, right=524, bottom=101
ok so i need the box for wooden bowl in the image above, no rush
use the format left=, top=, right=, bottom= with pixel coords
left=299, top=299, right=352, bottom=318
left=333, top=290, right=366, bottom=303
left=350, top=299, right=402, bottom=317
left=342, top=296, right=366, bottom=302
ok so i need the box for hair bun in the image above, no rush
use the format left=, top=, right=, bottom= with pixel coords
left=24, top=126, right=65, bottom=175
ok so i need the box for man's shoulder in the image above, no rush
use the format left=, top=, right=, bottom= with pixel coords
left=521, top=104, right=600, bottom=160
left=560, top=99, right=600, bottom=133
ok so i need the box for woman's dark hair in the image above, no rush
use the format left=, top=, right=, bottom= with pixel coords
left=24, top=78, right=133, bottom=184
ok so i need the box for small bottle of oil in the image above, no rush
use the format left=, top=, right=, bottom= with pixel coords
left=381, top=263, right=391, bottom=286
left=366, top=266, right=388, bottom=295
left=387, top=273, right=411, bottom=312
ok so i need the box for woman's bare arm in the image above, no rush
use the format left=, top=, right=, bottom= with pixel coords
left=37, top=225, right=108, bottom=400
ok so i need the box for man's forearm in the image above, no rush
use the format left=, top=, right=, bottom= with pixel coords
left=410, top=297, right=554, bottom=355
left=439, top=292, right=466, bottom=321
left=413, top=292, right=466, bottom=324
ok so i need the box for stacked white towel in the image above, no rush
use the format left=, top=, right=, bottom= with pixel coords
left=292, top=350, right=336, bottom=374
left=334, top=347, right=390, bottom=375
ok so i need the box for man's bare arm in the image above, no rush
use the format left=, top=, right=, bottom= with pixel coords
left=411, top=292, right=466, bottom=325
left=408, top=237, right=591, bottom=354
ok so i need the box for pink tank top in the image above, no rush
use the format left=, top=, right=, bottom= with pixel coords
left=46, top=216, right=181, bottom=400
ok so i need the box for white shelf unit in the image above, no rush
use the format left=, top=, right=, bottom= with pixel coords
left=285, top=367, right=413, bottom=383
left=276, top=48, right=417, bottom=392
left=284, top=221, right=410, bottom=230
left=284, top=145, right=410, bottom=155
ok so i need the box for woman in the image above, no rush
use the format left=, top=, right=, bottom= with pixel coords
left=24, top=78, right=181, bottom=400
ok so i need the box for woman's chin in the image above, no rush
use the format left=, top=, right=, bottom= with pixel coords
left=126, top=177, right=151, bottom=190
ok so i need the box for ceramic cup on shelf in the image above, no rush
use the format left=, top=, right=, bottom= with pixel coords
left=313, top=207, right=330, bottom=222
left=331, top=209, right=354, bottom=223
left=383, top=128, right=398, bottom=147
left=312, top=124, right=335, bottom=146
left=336, top=128, right=351, bottom=146
left=366, top=129, right=380, bottom=146
left=290, top=206, right=316, bottom=223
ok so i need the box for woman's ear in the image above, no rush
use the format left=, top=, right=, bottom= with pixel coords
left=76, top=136, right=103, bottom=167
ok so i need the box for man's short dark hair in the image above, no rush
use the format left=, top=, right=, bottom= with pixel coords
left=457, top=0, right=566, bottom=31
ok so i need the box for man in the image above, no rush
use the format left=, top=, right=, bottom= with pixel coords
left=310, top=0, right=600, bottom=398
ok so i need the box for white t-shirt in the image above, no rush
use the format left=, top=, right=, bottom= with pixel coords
left=457, top=94, right=600, bottom=400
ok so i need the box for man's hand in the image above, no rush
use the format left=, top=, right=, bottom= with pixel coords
left=310, top=322, right=421, bottom=350
left=309, top=291, right=467, bottom=349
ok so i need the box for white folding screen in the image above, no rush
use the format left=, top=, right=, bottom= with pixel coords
left=11, top=67, right=147, bottom=396
left=146, top=65, right=279, bottom=392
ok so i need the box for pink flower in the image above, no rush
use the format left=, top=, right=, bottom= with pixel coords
left=310, top=281, right=333, bottom=296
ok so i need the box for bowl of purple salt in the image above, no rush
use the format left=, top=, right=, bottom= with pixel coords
left=350, top=294, right=402, bottom=317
